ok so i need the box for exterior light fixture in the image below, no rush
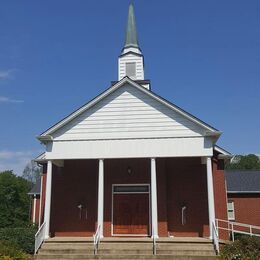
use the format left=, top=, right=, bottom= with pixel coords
left=127, top=166, right=132, bottom=175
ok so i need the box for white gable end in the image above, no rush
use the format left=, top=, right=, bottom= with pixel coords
left=52, top=83, right=206, bottom=141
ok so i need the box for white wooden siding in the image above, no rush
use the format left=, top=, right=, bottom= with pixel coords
left=52, top=83, right=205, bottom=141
left=46, top=137, right=213, bottom=160
left=118, top=53, right=144, bottom=80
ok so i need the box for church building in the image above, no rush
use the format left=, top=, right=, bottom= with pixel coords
left=33, top=4, right=233, bottom=254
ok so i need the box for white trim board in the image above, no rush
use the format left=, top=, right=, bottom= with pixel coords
left=45, top=137, right=213, bottom=159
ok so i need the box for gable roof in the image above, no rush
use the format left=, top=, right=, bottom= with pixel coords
left=214, top=145, right=233, bottom=159
left=38, top=77, right=221, bottom=141
left=225, top=170, right=260, bottom=193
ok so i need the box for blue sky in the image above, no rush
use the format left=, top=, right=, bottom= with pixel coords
left=0, top=0, right=259, bottom=175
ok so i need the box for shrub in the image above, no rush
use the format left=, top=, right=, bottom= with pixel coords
left=0, top=240, right=29, bottom=260
left=0, top=226, right=37, bottom=254
left=219, top=235, right=260, bottom=260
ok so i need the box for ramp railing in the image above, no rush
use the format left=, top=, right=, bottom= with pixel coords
left=216, top=218, right=260, bottom=242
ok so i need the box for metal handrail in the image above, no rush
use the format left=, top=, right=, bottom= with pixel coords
left=152, top=226, right=156, bottom=255
left=216, top=218, right=260, bottom=242
left=93, top=225, right=101, bottom=255
left=35, top=222, right=46, bottom=254
left=212, top=221, right=219, bottom=254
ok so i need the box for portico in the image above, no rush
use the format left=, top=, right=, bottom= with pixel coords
left=41, top=154, right=216, bottom=240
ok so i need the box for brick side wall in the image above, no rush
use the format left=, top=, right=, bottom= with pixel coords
left=212, top=156, right=229, bottom=240
left=30, top=195, right=40, bottom=224
left=40, top=164, right=47, bottom=226
left=228, top=193, right=260, bottom=228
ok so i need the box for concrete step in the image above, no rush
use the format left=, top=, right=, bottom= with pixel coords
left=36, top=254, right=216, bottom=260
left=38, top=250, right=215, bottom=256
left=42, top=243, right=214, bottom=250
left=98, top=249, right=215, bottom=256
left=99, top=243, right=214, bottom=250
left=42, top=244, right=93, bottom=250
left=36, top=237, right=217, bottom=260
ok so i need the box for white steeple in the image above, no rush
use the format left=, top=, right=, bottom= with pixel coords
left=118, top=4, right=147, bottom=88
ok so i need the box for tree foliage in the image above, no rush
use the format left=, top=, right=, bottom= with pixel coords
left=0, top=171, right=31, bottom=228
left=225, top=154, right=260, bottom=170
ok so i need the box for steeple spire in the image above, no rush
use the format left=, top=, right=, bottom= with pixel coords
left=124, top=3, right=139, bottom=49
left=118, top=4, right=149, bottom=89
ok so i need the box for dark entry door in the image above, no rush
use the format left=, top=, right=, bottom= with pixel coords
left=113, top=193, right=149, bottom=235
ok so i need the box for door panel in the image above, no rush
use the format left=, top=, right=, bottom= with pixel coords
left=113, top=193, right=149, bottom=235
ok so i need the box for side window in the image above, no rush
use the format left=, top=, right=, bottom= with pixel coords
left=125, top=62, right=136, bottom=78
left=227, top=200, right=235, bottom=220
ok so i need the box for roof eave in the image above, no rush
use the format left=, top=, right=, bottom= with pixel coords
left=34, top=152, right=47, bottom=164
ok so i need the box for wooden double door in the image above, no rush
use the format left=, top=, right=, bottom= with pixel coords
left=113, top=192, right=150, bottom=235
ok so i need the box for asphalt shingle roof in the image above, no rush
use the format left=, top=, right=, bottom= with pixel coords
left=225, top=170, right=260, bottom=193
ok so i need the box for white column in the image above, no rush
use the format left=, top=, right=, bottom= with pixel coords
left=97, top=159, right=104, bottom=238
left=32, top=195, right=37, bottom=224
left=206, top=157, right=216, bottom=239
left=151, top=158, right=158, bottom=238
left=44, top=161, right=53, bottom=239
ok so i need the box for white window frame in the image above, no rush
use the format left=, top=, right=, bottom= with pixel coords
left=227, top=200, right=235, bottom=220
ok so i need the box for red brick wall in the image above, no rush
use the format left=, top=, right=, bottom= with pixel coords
left=165, top=157, right=209, bottom=237
left=50, top=160, right=98, bottom=237
left=40, top=164, right=47, bottom=226
left=228, top=193, right=260, bottom=228
left=212, top=156, right=229, bottom=240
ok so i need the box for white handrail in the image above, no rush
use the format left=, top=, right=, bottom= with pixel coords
left=35, top=222, right=46, bottom=254
left=152, top=226, right=156, bottom=255
left=216, top=218, right=260, bottom=241
left=212, top=221, right=219, bottom=254
left=93, top=224, right=101, bottom=255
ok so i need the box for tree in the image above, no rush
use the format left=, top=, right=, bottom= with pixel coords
left=0, top=171, right=31, bottom=228
left=225, top=154, right=260, bottom=170
left=22, top=161, right=41, bottom=185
